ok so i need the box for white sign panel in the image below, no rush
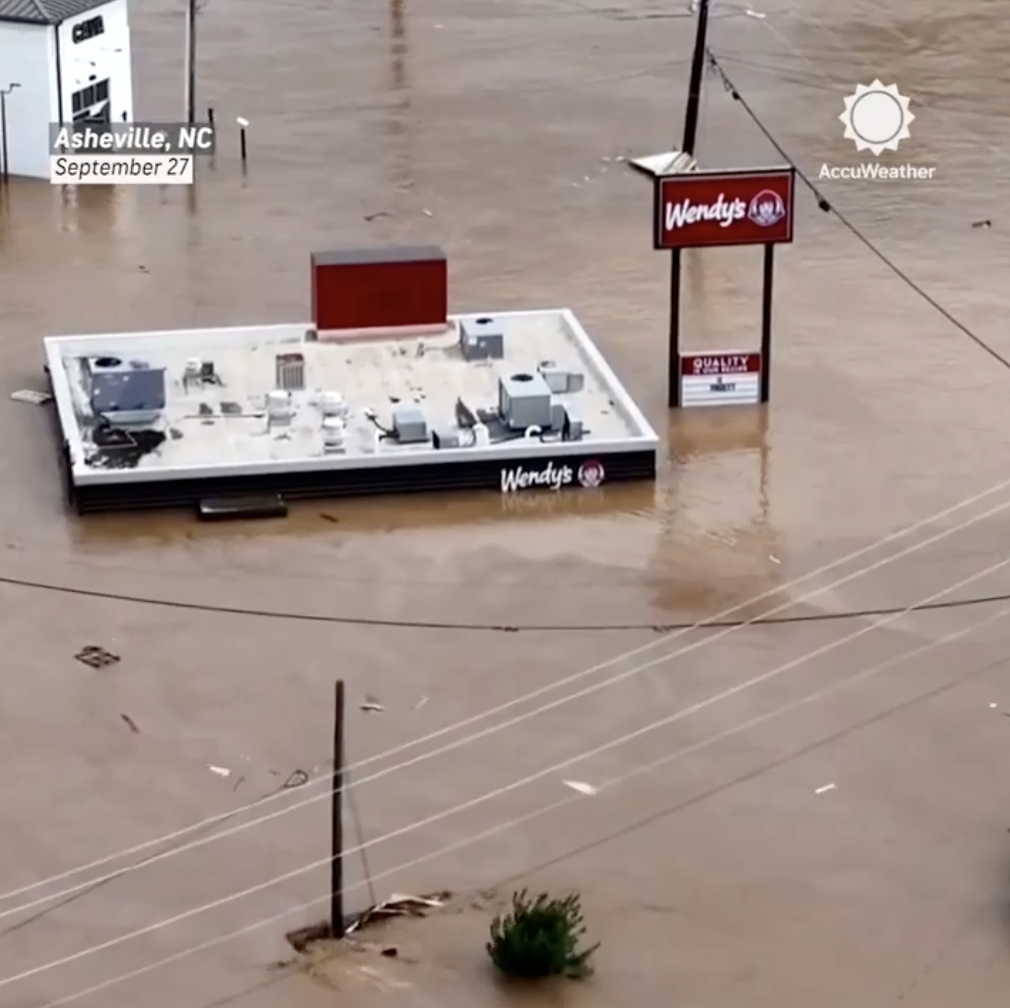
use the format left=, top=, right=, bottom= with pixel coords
left=680, top=352, right=761, bottom=407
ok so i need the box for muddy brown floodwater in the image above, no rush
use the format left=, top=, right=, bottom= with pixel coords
left=3, top=0, right=1010, bottom=1006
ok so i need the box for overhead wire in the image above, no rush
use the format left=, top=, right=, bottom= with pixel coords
left=4, top=7, right=1010, bottom=926
left=6, top=479, right=1010, bottom=919
left=765, top=1, right=1010, bottom=142
left=8, top=553, right=1010, bottom=633
left=702, top=50, right=1010, bottom=373
left=20, top=560, right=1010, bottom=1008
left=8, top=15, right=1010, bottom=1000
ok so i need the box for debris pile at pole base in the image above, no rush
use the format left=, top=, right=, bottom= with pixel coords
left=285, top=892, right=450, bottom=953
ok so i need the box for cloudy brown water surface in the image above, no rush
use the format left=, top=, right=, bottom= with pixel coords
left=3, top=1, right=1010, bottom=1006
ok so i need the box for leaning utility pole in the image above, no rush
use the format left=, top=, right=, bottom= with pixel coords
left=667, top=0, right=710, bottom=406
left=184, top=0, right=196, bottom=124
left=681, top=0, right=709, bottom=156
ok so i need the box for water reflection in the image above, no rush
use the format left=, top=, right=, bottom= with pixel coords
left=385, top=0, right=414, bottom=192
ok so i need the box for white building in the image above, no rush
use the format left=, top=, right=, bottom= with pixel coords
left=0, top=0, right=133, bottom=179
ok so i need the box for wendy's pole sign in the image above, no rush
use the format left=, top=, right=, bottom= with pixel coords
left=653, top=165, right=796, bottom=408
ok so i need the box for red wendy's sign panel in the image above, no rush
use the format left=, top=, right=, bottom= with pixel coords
left=654, top=167, right=795, bottom=249
left=681, top=352, right=761, bottom=376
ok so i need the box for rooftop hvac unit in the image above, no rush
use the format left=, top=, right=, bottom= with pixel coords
left=459, top=317, right=504, bottom=360
left=87, top=356, right=166, bottom=424
left=498, top=372, right=552, bottom=430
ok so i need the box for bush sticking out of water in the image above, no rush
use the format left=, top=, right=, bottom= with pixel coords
left=487, top=889, right=598, bottom=979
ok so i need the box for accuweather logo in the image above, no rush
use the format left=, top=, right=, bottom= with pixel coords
left=840, top=80, right=913, bottom=154
left=819, top=79, right=935, bottom=182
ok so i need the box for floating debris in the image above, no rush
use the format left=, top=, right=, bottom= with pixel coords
left=814, top=783, right=836, bottom=794
left=283, top=769, right=309, bottom=789
left=412, top=696, right=428, bottom=711
left=563, top=780, right=597, bottom=796
left=361, top=694, right=384, bottom=713
left=345, top=892, right=449, bottom=936
left=10, top=389, right=52, bottom=405
left=75, top=645, right=120, bottom=668
left=972, top=219, right=992, bottom=228
left=119, top=713, right=140, bottom=734
left=208, top=765, right=231, bottom=777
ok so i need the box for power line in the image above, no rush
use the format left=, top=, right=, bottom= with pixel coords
left=5, top=555, right=1010, bottom=633
left=2, top=482, right=1009, bottom=933
left=705, top=51, right=1010, bottom=374
left=24, top=585, right=1010, bottom=1008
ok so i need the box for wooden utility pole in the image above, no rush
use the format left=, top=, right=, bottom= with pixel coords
left=667, top=0, right=710, bottom=406
left=184, top=0, right=196, bottom=124
left=330, top=680, right=346, bottom=938
left=681, top=0, right=709, bottom=156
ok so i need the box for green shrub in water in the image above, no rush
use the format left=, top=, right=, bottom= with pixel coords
left=487, top=889, right=599, bottom=979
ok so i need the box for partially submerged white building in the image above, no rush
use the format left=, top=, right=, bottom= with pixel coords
left=0, top=0, right=133, bottom=178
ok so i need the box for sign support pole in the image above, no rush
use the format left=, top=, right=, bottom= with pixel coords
left=760, top=243, right=774, bottom=404
left=669, top=0, right=709, bottom=408
left=668, top=253, right=681, bottom=407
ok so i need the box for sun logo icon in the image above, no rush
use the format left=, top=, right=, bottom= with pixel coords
left=839, top=81, right=914, bottom=155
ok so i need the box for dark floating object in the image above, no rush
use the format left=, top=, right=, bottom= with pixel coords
left=75, top=645, right=120, bottom=668
left=198, top=494, right=287, bottom=521
left=972, top=219, right=992, bottom=228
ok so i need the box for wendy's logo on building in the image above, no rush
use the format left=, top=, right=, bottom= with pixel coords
left=747, top=189, right=786, bottom=227
left=577, top=460, right=605, bottom=488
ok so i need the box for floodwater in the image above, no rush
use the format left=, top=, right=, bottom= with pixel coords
left=3, top=1, right=1010, bottom=1007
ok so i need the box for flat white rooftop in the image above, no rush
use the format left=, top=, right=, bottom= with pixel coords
left=45, top=309, right=658, bottom=485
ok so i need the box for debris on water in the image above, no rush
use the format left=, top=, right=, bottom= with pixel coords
left=563, top=780, right=597, bottom=796
left=10, top=389, right=52, bottom=405
left=120, top=713, right=140, bottom=733
left=990, top=702, right=998, bottom=709
left=232, top=775, right=245, bottom=792
left=413, top=695, right=428, bottom=711
left=284, top=894, right=448, bottom=954
left=815, top=783, right=836, bottom=794
left=208, top=765, right=231, bottom=777
left=75, top=645, right=120, bottom=668
left=361, top=695, right=384, bottom=712
left=422, top=208, right=433, bottom=217
left=744, top=7, right=766, bottom=17
left=283, top=769, right=309, bottom=789
left=345, top=892, right=449, bottom=936
left=364, top=211, right=391, bottom=222
left=769, top=554, right=780, bottom=564
left=320, top=513, right=340, bottom=523
left=972, top=219, right=992, bottom=228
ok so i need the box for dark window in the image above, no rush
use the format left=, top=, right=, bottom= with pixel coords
left=70, top=79, right=111, bottom=122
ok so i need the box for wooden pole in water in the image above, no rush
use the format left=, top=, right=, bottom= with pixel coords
left=184, top=0, right=196, bottom=124
left=667, top=0, right=710, bottom=407
left=330, top=679, right=345, bottom=938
